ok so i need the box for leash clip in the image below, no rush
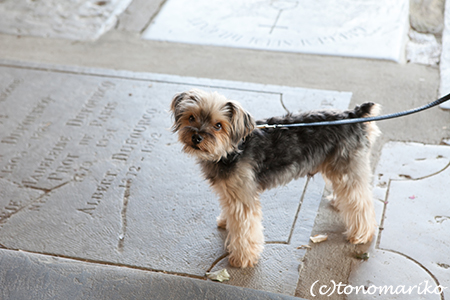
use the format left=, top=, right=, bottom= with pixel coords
left=256, top=124, right=278, bottom=129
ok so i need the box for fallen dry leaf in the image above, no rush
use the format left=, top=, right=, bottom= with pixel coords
left=297, top=245, right=311, bottom=249
left=310, top=234, right=328, bottom=243
left=206, top=269, right=230, bottom=282
left=355, top=252, right=370, bottom=260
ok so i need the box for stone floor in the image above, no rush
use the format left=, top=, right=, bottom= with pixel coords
left=349, top=142, right=450, bottom=300
left=0, top=61, right=350, bottom=295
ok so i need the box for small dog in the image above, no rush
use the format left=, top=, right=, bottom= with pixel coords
left=170, top=89, right=380, bottom=268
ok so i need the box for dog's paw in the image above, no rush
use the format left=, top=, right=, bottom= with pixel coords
left=216, top=216, right=227, bottom=229
left=327, top=195, right=343, bottom=213
left=347, top=231, right=374, bottom=245
left=327, top=194, right=340, bottom=210
left=345, top=213, right=377, bottom=244
left=228, top=253, right=259, bottom=268
left=227, top=241, right=263, bottom=268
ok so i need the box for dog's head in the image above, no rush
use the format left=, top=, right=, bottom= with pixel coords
left=170, top=89, right=255, bottom=161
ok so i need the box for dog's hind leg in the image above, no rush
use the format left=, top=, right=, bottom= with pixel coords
left=323, top=150, right=377, bottom=244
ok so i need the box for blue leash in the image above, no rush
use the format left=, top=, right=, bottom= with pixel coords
left=256, top=92, right=450, bottom=129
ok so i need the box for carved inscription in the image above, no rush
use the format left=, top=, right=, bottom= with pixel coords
left=112, top=109, right=157, bottom=161
left=0, top=200, right=21, bottom=224
left=22, top=136, right=70, bottom=186
left=0, top=114, right=8, bottom=124
left=142, top=133, right=162, bottom=153
left=96, top=128, right=117, bottom=148
left=0, top=67, right=173, bottom=254
left=28, top=194, right=50, bottom=212
left=47, top=153, right=80, bottom=181
left=0, top=151, right=27, bottom=178
left=79, top=134, right=94, bottom=146
left=90, top=102, right=118, bottom=127
left=189, top=19, right=244, bottom=42
left=77, top=170, right=119, bottom=215
left=1, top=97, right=54, bottom=144
left=66, top=81, right=115, bottom=127
left=298, top=27, right=367, bottom=47
left=73, top=161, right=93, bottom=182
left=118, top=166, right=141, bottom=188
left=31, top=122, right=52, bottom=140
left=189, top=17, right=369, bottom=48
left=0, top=78, right=23, bottom=103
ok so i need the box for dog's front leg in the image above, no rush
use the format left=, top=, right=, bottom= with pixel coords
left=218, top=190, right=264, bottom=268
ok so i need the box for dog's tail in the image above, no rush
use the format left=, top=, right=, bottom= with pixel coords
left=354, top=102, right=381, bottom=145
left=354, top=102, right=381, bottom=118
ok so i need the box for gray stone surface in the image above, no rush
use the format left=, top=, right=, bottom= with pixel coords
left=0, top=62, right=351, bottom=295
left=0, top=249, right=300, bottom=300
left=0, top=0, right=132, bottom=40
left=406, top=30, right=441, bottom=65
left=117, top=0, right=166, bottom=33
left=142, top=0, right=410, bottom=62
left=349, top=142, right=450, bottom=300
left=210, top=178, right=325, bottom=295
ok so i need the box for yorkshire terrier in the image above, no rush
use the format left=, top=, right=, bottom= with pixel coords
left=170, top=89, right=380, bottom=268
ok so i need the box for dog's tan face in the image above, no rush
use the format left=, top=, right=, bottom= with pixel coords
left=170, top=89, right=255, bottom=161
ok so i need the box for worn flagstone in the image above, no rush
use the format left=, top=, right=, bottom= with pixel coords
left=349, top=142, right=450, bottom=300
left=0, top=0, right=132, bottom=40
left=0, top=62, right=350, bottom=294
left=143, top=0, right=410, bottom=62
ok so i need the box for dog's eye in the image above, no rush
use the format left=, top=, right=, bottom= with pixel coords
left=214, top=123, right=222, bottom=130
left=189, top=115, right=195, bottom=123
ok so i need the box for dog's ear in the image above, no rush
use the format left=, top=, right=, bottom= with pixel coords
left=170, top=92, right=186, bottom=119
left=224, top=101, right=255, bottom=144
left=170, top=92, right=189, bottom=132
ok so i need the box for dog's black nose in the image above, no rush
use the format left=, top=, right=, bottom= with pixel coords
left=192, top=134, right=203, bottom=145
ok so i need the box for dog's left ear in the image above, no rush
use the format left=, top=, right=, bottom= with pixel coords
left=224, top=101, right=255, bottom=144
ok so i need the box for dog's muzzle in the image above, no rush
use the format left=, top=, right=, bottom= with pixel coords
left=192, top=133, right=203, bottom=145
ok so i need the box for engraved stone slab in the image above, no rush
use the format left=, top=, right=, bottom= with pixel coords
left=0, top=250, right=300, bottom=300
left=142, top=0, right=410, bottom=62
left=349, top=142, right=450, bottom=299
left=0, top=62, right=350, bottom=294
left=0, top=0, right=132, bottom=40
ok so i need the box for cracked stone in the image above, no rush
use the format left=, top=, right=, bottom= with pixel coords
left=0, top=178, right=44, bottom=225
